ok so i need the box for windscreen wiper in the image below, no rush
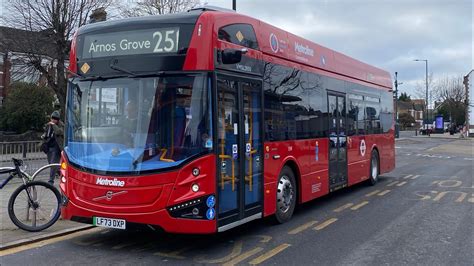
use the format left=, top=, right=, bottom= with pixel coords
left=110, top=63, right=138, bottom=77
left=67, top=68, right=83, bottom=78
left=80, top=75, right=107, bottom=81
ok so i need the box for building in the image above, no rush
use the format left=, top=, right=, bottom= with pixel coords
left=465, top=70, right=473, bottom=134
left=397, top=99, right=425, bottom=128
left=0, top=26, right=59, bottom=107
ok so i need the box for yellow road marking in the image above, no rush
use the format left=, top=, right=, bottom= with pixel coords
left=365, top=190, right=381, bottom=197
left=455, top=193, right=467, bottom=202
left=222, top=247, right=263, bottom=266
left=377, top=190, right=391, bottom=196
left=155, top=252, right=186, bottom=259
left=350, top=201, right=369, bottom=210
left=387, top=181, right=399, bottom=186
left=194, top=240, right=242, bottom=264
left=132, top=243, right=155, bottom=253
left=314, top=218, right=338, bottom=231
left=249, top=244, right=291, bottom=265
left=411, top=175, right=420, bottom=180
left=397, top=181, right=408, bottom=187
left=73, top=232, right=109, bottom=246
left=100, top=230, right=111, bottom=234
left=333, top=203, right=354, bottom=212
left=156, top=244, right=199, bottom=258
left=112, top=241, right=138, bottom=250
left=403, top=174, right=413, bottom=179
left=288, top=220, right=318, bottom=235
left=254, top=235, right=272, bottom=243
left=92, top=241, right=105, bottom=247
left=0, top=228, right=102, bottom=256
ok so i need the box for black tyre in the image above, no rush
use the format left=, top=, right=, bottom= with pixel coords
left=368, top=150, right=380, bottom=186
left=274, top=166, right=297, bottom=224
left=8, top=181, right=61, bottom=232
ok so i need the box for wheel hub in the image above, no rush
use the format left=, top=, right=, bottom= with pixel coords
left=277, top=176, right=294, bottom=213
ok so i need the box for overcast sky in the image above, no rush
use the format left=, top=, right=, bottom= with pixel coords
left=207, top=0, right=473, bottom=98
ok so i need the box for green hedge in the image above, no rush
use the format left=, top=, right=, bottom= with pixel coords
left=0, top=82, right=55, bottom=133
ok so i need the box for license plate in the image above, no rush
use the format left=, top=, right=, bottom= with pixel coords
left=93, top=217, right=126, bottom=230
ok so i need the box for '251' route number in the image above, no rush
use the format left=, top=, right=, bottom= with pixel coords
left=153, top=29, right=179, bottom=53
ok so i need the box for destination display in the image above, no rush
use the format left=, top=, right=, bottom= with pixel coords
left=82, top=27, right=180, bottom=58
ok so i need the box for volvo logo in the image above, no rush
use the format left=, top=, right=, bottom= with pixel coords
left=93, top=191, right=128, bottom=201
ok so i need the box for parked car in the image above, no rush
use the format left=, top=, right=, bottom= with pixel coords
left=419, top=124, right=434, bottom=135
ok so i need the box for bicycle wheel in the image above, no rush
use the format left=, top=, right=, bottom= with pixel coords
left=8, top=181, right=61, bottom=232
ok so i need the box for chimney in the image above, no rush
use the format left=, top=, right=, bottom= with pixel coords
left=89, top=7, right=107, bottom=23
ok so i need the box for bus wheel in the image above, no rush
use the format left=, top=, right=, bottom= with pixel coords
left=369, top=150, right=379, bottom=186
left=274, top=166, right=296, bottom=224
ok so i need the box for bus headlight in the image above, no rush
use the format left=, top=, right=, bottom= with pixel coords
left=191, top=183, right=199, bottom=192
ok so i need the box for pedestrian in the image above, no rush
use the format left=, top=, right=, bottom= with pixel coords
left=42, top=111, right=64, bottom=184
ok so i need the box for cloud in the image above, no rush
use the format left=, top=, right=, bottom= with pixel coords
left=207, top=0, right=473, bottom=97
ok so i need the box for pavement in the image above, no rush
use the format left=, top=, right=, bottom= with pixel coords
left=398, top=130, right=473, bottom=140
left=0, top=162, right=93, bottom=251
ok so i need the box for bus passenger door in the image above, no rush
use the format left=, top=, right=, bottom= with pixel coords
left=216, top=74, right=263, bottom=231
left=328, top=93, right=348, bottom=191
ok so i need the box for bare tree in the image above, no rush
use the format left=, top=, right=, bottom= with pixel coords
left=413, top=72, right=435, bottom=106
left=433, top=75, right=466, bottom=125
left=435, top=75, right=466, bottom=103
left=1, top=0, right=112, bottom=116
left=120, top=0, right=202, bottom=17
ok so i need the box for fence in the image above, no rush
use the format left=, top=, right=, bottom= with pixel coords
left=0, top=141, right=49, bottom=179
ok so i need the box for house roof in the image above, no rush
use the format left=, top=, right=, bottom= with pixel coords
left=411, top=99, right=425, bottom=105
left=0, top=26, right=60, bottom=59
left=397, top=99, right=425, bottom=112
left=397, top=100, right=413, bottom=111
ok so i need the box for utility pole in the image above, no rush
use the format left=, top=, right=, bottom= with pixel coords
left=232, top=0, right=236, bottom=11
left=394, top=72, right=402, bottom=138
left=414, top=59, right=429, bottom=132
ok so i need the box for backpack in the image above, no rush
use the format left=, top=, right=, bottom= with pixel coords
left=40, top=124, right=56, bottom=153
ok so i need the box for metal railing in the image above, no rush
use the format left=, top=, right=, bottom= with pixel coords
left=0, top=141, right=48, bottom=178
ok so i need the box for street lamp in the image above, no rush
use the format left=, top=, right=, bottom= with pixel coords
left=414, top=59, right=429, bottom=131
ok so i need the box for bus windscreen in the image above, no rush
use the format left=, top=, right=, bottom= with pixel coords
left=65, top=74, right=212, bottom=173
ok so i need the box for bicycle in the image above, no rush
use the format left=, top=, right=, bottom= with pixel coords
left=0, top=158, right=61, bottom=232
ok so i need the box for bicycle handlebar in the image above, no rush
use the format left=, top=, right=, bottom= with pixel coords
left=11, top=158, right=24, bottom=175
left=12, top=158, right=23, bottom=167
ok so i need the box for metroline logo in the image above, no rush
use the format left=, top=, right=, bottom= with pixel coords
left=96, top=177, right=125, bottom=187
left=294, top=42, right=314, bottom=57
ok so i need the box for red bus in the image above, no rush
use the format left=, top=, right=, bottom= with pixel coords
left=61, top=6, right=395, bottom=233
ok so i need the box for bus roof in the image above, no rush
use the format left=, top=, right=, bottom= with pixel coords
left=77, top=11, right=202, bottom=35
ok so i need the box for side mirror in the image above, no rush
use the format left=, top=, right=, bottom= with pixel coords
left=221, top=48, right=248, bottom=64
